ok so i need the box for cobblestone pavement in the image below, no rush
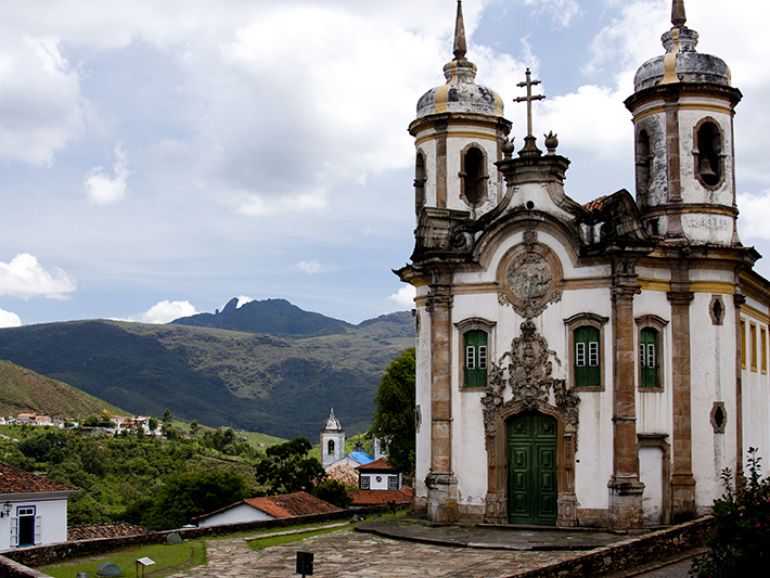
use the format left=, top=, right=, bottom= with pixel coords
left=169, top=528, right=580, bottom=578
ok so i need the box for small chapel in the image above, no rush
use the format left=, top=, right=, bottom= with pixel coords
left=397, top=0, right=770, bottom=529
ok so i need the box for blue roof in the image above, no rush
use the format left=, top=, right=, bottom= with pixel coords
left=348, top=450, right=374, bottom=465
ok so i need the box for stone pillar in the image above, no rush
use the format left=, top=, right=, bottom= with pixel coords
left=668, top=262, right=696, bottom=521
left=425, top=276, right=458, bottom=522
left=608, top=271, right=644, bottom=529
left=664, top=94, right=684, bottom=237
left=435, top=120, right=448, bottom=209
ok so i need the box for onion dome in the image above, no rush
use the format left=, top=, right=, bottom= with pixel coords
left=321, top=408, right=343, bottom=432
left=416, top=1, right=504, bottom=118
left=634, top=0, right=731, bottom=91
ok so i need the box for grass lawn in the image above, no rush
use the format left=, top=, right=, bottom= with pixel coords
left=39, top=540, right=207, bottom=578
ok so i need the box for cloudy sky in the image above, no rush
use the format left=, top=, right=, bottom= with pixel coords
left=1, top=0, right=769, bottom=328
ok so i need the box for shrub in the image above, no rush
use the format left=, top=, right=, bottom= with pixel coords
left=690, top=447, right=770, bottom=576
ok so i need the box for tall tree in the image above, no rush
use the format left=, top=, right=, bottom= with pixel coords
left=371, top=348, right=415, bottom=475
left=254, top=437, right=325, bottom=494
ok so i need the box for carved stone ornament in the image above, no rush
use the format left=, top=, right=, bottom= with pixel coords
left=482, top=321, right=579, bottom=440
left=498, top=233, right=562, bottom=319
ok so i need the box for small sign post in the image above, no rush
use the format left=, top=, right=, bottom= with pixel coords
left=296, top=550, right=314, bottom=577
left=135, top=556, right=155, bottom=578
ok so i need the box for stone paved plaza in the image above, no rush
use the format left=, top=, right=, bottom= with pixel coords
left=169, top=528, right=579, bottom=578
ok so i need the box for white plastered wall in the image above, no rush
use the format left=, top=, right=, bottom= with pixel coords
left=197, top=504, right=273, bottom=527
left=0, top=497, right=68, bottom=550
left=414, top=296, right=433, bottom=502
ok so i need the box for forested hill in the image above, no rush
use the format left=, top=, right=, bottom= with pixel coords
left=0, top=360, right=125, bottom=418
left=0, top=302, right=414, bottom=439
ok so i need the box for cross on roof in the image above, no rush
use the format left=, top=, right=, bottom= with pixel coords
left=514, top=68, right=545, bottom=139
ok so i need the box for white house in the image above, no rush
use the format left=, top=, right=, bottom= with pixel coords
left=0, top=462, right=76, bottom=550
left=193, top=492, right=341, bottom=528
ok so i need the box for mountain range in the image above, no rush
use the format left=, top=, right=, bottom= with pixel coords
left=0, top=299, right=414, bottom=439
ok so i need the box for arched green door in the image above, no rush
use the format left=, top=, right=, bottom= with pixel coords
left=507, top=412, right=557, bottom=525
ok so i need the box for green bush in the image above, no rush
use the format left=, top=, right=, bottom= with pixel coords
left=690, top=448, right=770, bottom=576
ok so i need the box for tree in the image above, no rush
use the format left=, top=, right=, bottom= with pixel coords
left=371, top=348, right=416, bottom=476
left=254, top=437, right=325, bottom=494
left=690, top=448, right=770, bottom=576
left=189, top=420, right=199, bottom=436
left=313, top=478, right=352, bottom=508
left=136, top=470, right=247, bottom=530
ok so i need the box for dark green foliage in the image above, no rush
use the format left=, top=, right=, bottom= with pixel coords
left=254, top=438, right=325, bottom=494
left=312, top=478, right=352, bottom=508
left=690, top=448, right=770, bottom=576
left=134, top=470, right=247, bottom=530
left=371, top=348, right=415, bottom=475
left=1, top=425, right=260, bottom=527
left=200, top=428, right=256, bottom=457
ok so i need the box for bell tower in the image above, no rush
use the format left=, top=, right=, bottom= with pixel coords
left=409, top=1, right=511, bottom=220
left=624, top=0, right=742, bottom=245
left=320, top=408, right=345, bottom=469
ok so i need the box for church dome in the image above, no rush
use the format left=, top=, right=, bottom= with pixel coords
left=416, top=59, right=504, bottom=118
left=321, top=408, right=343, bottom=432
left=633, top=2, right=731, bottom=92
left=415, top=0, right=504, bottom=119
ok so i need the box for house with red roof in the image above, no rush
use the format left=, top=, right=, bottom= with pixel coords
left=349, top=458, right=413, bottom=507
left=0, top=462, right=76, bottom=550
left=192, top=491, right=341, bottom=527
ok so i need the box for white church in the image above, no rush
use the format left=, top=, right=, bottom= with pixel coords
left=397, top=0, right=770, bottom=529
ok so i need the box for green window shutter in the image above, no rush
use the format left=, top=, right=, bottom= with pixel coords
left=640, top=328, right=659, bottom=387
left=464, top=330, right=488, bottom=387
left=574, top=326, right=600, bottom=387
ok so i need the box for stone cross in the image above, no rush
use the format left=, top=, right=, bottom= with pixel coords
left=514, top=68, right=545, bottom=139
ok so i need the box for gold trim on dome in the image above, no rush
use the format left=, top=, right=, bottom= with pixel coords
left=661, top=28, right=680, bottom=85
left=434, top=84, right=449, bottom=114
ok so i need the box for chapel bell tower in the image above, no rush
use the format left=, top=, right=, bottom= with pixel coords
left=625, top=0, right=742, bottom=245
left=320, top=408, right=345, bottom=469
left=409, top=0, right=511, bottom=220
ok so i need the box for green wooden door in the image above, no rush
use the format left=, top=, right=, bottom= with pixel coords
left=507, top=412, right=557, bottom=525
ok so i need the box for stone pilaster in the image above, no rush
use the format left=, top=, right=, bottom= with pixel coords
left=425, top=276, right=457, bottom=522
left=609, top=264, right=644, bottom=529
left=668, top=262, right=696, bottom=521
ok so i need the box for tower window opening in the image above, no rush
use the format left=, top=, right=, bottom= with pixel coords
left=636, top=129, right=652, bottom=201
left=327, top=439, right=335, bottom=455
left=696, top=121, right=723, bottom=187
left=415, top=151, right=426, bottom=215
left=460, top=146, right=487, bottom=206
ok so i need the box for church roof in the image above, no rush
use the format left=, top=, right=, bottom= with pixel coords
left=415, top=1, right=503, bottom=119
left=356, top=457, right=393, bottom=472
left=348, top=450, right=374, bottom=465
left=320, top=407, right=343, bottom=432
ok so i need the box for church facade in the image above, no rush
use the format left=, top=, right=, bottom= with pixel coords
left=397, top=1, right=770, bottom=529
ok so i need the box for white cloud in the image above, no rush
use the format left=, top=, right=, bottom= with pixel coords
left=522, top=0, right=581, bottom=28
left=136, top=300, right=197, bottom=324
left=0, top=308, right=22, bottom=328
left=295, top=260, right=324, bottom=275
left=737, top=191, right=770, bottom=241
left=235, top=295, right=254, bottom=308
left=388, top=285, right=415, bottom=308
left=0, top=36, right=84, bottom=165
left=0, top=254, right=76, bottom=299
left=84, top=143, right=129, bottom=204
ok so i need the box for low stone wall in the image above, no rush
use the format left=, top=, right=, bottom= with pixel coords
left=507, top=516, right=714, bottom=578
left=0, top=504, right=397, bottom=574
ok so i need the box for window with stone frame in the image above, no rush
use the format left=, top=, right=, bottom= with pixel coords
left=463, top=329, right=488, bottom=388
left=387, top=475, right=398, bottom=490
left=360, top=475, right=370, bottom=490
left=762, top=326, right=767, bottom=374
left=459, top=144, right=488, bottom=207
left=750, top=322, right=758, bottom=372
left=640, top=328, right=660, bottom=387
left=565, top=313, right=608, bottom=390
left=574, top=326, right=601, bottom=387
left=327, top=439, right=335, bottom=456
left=636, top=128, right=652, bottom=201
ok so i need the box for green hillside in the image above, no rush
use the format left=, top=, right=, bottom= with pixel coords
left=0, top=307, right=414, bottom=439
left=0, top=360, right=125, bottom=418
